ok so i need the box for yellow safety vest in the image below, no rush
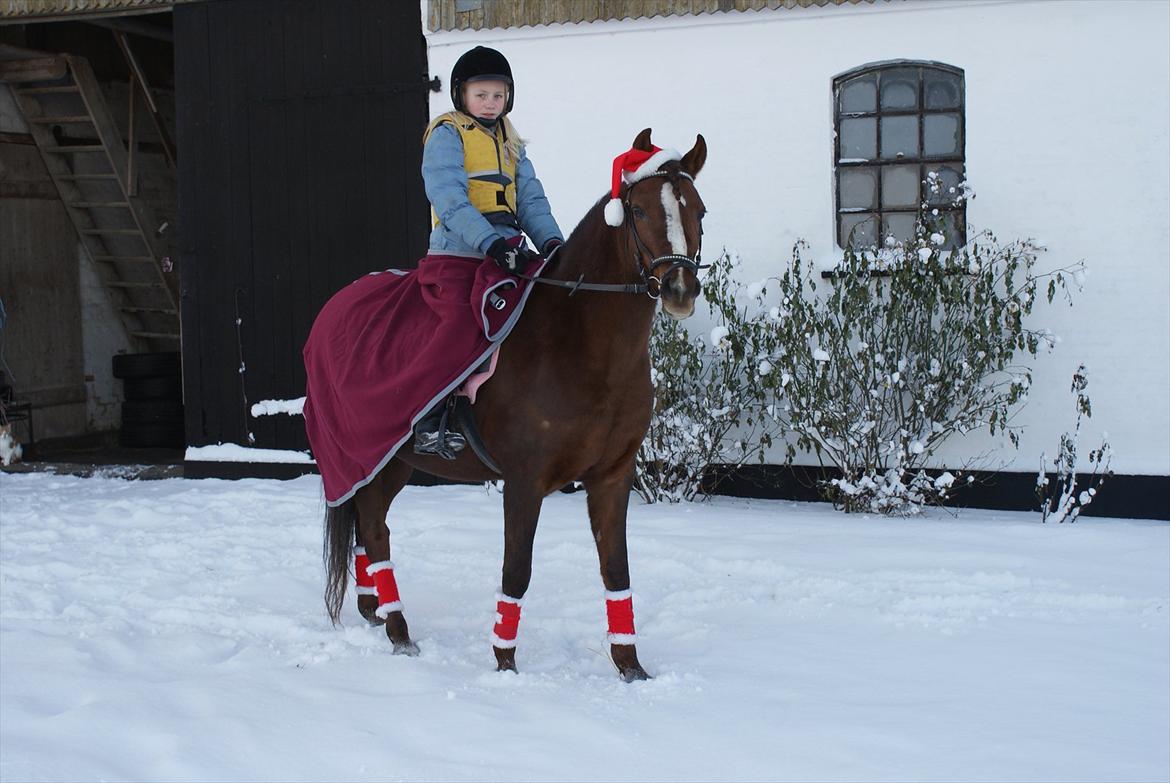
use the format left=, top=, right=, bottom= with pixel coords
left=424, top=111, right=519, bottom=227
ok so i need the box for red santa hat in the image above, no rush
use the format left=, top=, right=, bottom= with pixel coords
left=604, top=144, right=683, bottom=227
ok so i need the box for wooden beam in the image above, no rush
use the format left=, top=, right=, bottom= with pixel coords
left=0, top=57, right=67, bottom=83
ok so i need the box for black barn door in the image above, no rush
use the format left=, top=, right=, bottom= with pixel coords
left=175, top=0, right=430, bottom=454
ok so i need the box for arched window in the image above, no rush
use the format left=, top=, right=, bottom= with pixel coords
left=833, top=61, right=966, bottom=250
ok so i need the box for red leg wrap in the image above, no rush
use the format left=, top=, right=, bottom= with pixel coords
left=606, top=591, right=636, bottom=644
left=367, top=560, right=402, bottom=618
left=354, top=547, right=375, bottom=592
left=492, top=596, right=523, bottom=649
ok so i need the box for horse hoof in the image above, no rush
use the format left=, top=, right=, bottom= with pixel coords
left=358, top=596, right=385, bottom=626
left=392, top=639, right=420, bottom=657
left=493, top=646, right=517, bottom=673
left=611, top=644, right=650, bottom=682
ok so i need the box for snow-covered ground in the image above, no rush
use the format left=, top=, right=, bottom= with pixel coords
left=1, top=472, right=1167, bottom=782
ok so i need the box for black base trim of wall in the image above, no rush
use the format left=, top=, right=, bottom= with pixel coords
left=184, top=461, right=319, bottom=481
left=182, top=461, right=471, bottom=489
left=708, top=465, right=1169, bottom=521
left=181, top=460, right=1167, bottom=521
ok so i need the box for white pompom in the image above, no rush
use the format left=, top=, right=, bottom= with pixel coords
left=604, top=198, right=625, bottom=227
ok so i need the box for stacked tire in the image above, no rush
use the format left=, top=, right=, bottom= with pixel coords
left=113, top=351, right=185, bottom=448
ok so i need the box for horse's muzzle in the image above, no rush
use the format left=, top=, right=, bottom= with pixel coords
left=661, top=267, right=700, bottom=320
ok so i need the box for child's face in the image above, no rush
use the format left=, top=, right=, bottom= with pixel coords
left=463, top=79, right=509, bottom=121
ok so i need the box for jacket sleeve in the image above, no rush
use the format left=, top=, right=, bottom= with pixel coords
left=515, top=144, right=565, bottom=251
left=422, top=123, right=500, bottom=254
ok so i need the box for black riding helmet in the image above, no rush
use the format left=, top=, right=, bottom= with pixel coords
left=451, top=46, right=514, bottom=114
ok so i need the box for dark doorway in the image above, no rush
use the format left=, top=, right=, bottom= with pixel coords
left=174, top=0, right=431, bottom=452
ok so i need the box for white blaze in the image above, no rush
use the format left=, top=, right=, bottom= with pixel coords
left=660, top=182, right=688, bottom=255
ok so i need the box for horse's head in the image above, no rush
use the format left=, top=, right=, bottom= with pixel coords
left=613, top=129, right=707, bottom=320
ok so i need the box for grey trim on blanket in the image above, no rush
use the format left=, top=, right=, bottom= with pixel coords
left=422, top=249, right=484, bottom=259
left=324, top=256, right=551, bottom=507
left=481, top=279, right=521, bottom=341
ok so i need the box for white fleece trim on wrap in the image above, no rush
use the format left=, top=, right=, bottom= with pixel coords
left=491, top=633, right=518, bottom=649
left=496, top=592, right=524, bottom=607
left=375, top=601, right=404, bottom=618
left=607, top=633, right=637, bottom=646
left=366, top=560, right=395, bottom=574
left=604, top=589, right=633, bottom=602
left=356, top=586, right=378, bottom=596
left=353, top=546, right=367, bottom=557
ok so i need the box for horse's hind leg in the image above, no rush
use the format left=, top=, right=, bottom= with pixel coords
left=355, top=457, right=419, bottom=655
left=585, top=468, right=650, bottom=682
left=352, top=526, right=381, bottom=626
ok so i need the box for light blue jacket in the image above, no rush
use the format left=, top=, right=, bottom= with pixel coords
left=422, top=122, right=564, bottom=256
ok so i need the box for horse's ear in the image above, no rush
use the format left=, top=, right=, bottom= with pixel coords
left=681, top=134, right=707, bottom=178
left=632, top=128, right=653, bottom=152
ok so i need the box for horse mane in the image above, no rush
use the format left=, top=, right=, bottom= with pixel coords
left=565, top=194, right=612, bottom=246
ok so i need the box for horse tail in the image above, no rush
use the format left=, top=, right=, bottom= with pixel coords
left=323, top=499, right=357, bottom=625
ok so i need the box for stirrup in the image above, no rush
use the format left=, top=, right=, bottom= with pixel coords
left=413, top=429, right=466, bottom=460
left=413, top=397, right=465, bottom=460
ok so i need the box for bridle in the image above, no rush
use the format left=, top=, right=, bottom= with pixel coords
left=519, top=170, right=706, bottom=298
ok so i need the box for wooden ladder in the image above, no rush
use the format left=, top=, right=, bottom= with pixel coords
left=1, top=53, right=179, bottom=349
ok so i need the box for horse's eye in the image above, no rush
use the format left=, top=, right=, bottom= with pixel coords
left=631, top=206, right=646, bottom=220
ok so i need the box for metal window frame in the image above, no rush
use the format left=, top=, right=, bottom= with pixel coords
left=833, top=60, right=967, bottom=249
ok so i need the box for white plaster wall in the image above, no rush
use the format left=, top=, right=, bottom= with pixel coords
left=79, top=248, right=133, bottom=431
left=424, top=0, right=1170, bottom=476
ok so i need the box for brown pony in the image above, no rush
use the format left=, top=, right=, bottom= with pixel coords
left=323, top=129, right=706, bottom=681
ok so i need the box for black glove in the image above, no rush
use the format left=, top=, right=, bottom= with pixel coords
left=486, top=237, right=539, bottom=274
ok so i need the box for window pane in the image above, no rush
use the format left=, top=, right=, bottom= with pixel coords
left=880, top=68, right=919, bottom=110
left=882, top=213, right=917, bottom=246
left=839, top=212, right=877, bottom=248
left=839, top=168, right=877, bottom=210
left=840, top=74, right=877, bottom=113
left=880, top=115, right=919, bottom=159
left=931, top=210, right=966, bottom=249
left=924, top=113, right=962, bottom=156
left=840, top=117, right=876, bottom=160
left=924, top=163, right=964, bottom=205
left=924, top=70, right=962, bottom=109
left=881, top=165, right=919, bottom=209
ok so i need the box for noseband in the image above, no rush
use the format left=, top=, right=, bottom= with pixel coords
left=521, top=168, right=706, bottom=297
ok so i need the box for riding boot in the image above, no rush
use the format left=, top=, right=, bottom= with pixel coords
left=413, top=396, right=466, bottom=460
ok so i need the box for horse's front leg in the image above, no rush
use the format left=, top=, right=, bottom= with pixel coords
left=585, top=468, right=650, bottom=682
left=355, top=462, right=419, bottom=656
left=493, top=481, right=544, bottom=673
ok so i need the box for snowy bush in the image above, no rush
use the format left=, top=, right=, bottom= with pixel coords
left=1036, top=364, right=1112, bottom=523
left=751, top=187, right=1083, bottom=514
left=635, top=251, right=772, bottom=503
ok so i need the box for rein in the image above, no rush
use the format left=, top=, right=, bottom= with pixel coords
left=517, top=171, right=706, bottom=298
